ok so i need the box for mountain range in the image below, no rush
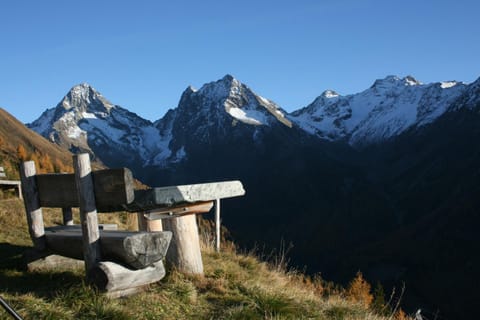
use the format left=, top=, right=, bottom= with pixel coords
left=29, top=74, right=471, bottom=171
left=20, top=74, right=480, bottom=319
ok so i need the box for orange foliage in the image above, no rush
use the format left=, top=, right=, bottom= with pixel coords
left=38, top=153, right=54, bottom=174
left=17, top=145, right=28, bottom=161
left=15, top=145, right=69, bottom=174
left=346, top=271, right=373, bottom=307
left=53, top=158, right=69, bottom=173
left=394, top=308, right=408, bottom=320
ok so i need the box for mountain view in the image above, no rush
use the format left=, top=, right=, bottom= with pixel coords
left=14, top=74, right=478, bottom=319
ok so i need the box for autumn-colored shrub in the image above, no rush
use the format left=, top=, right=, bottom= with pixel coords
left=346, top=271, right=373, bottom=307
left=17, top=144, right=28, bottom=161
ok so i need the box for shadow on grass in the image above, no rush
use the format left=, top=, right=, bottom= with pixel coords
left=0, top=242, right=83, bottom=299
left=0, top=242, right=29, bottom=270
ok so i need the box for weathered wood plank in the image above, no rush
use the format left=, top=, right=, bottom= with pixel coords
left=0, top=179, right=23, bottom=199
left=163, top=214, right=204, bottom=275
left=91, top=260, right=166, bottom=296
left=35, top=168, right=134, bottom=212
left=73, top=153, right=101, bottom=277
left=144, top=201, right=213, bottom=220
left=130, top=181, right=245, bottom=211
left=0, top=180, right=21, bottom=186
left=45, top=226, right=172, bottom=269
left=19, top=161, right=46, bottom=250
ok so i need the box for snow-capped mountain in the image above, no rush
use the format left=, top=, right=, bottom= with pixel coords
left=28, top=83, right=167, bottom=168
left=290, top=75, right=467, bottom=146
left=29, top=76, right=293, bottom=169
left=154, top=75, right=293, bottom=159
left=29, top=74, right=480, bottom=171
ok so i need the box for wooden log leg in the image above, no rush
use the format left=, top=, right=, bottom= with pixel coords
left=16, top=184, right=23, bottom=200
left=90, top=260, right=166, bottom=298
left=137, top=212, right=163, bottom=232
left=137, top=212, right=146, bottom=231
left=62, top=207, right=74, bottom=225
left=19, top=161, right=45, bottom=251
left=73, top=153, right=101, bottom=280
left=162, top=214, right=203, bottom=275
left=215, top=199, right=221, bottom=252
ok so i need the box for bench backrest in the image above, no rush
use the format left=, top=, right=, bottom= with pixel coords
left=0, top=166, right=6, bottom=179
left=36, top=168, right=134, bottom=212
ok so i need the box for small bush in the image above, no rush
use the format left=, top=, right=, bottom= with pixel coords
left=346, top=271, right=374, bottom=308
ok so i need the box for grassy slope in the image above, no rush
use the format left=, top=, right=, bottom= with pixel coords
left=0, top=108, right=75, bottom=176
left=0, top=198, right=410, bottom=320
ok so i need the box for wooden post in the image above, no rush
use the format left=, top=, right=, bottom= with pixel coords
left=137, top=212, right=163, bottom=232
left=162, top=215, right=204, bottom=275
left=73, top=153, right=101, bottom=279
left=215, top=199, right=221, bottom=252
left=62, top=207, right=74, bottom=225
left=16, top=183, right=23, bottom=200
left=19, top=161, right=46, bottom=251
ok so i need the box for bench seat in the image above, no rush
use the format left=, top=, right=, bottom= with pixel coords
left=45, top=226, right=171, bottom=269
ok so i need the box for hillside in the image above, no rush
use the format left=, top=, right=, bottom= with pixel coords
left=0, top=107, right=74, bottom=178
left=0, top=107, right=109, bottom=184
left=0, top=198, right=412, bottom=320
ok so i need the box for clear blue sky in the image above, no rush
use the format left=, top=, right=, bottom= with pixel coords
left=1, top=0, right=479, bottom=123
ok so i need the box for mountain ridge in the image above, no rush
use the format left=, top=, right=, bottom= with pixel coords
left=290, top=75, right=468, bottom=146
left=27, top=74, right=477, bottom=170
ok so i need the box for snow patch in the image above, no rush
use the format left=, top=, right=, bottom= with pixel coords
left=82, top=112, right=97, bottom=119
left=323, top=90, right=340, bottom=98
left=441, top=81, right=457, bottom=89
left=258, top=95, right=271, bottom=105
left=80, top=119, right=125, bottom=142
left=67, top=125, right=85, bottom=139
left=227, top=107, right=265, bottom=125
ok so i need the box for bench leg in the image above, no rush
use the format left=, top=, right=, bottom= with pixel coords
left=162, top=214, right=203, bottom=275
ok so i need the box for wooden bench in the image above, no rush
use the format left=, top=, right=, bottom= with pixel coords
left=20, top=155, right=172, bottom=297
left=0, top=166, right=22, bottom=199
left=20, top=153, right=245, bottom=297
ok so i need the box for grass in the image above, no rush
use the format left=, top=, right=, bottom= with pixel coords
left=0, top=198, right=412, bottom=319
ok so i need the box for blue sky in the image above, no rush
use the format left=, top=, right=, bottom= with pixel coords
left=1, top=0, right=479, bottom=123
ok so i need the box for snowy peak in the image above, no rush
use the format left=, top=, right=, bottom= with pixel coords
left=321, top=90, right=340, bottom=99
left=291, top=75, right=468, bottom=146
left=29, top=83, right=115, bottom=138
left=29, top=83, right=171, bottom=168
left=404, top=75, right=421, bottom=86
left=179, top=75, right=291, bottom=127
left=61, top=83, right=114, bottom=114
left=370, top=75, right=421, bottom=89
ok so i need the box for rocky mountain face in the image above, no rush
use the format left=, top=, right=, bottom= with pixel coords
left=27, top=74, right=480, bottom=319
left=152, top=75, right=293, bottom=167
left=29, top=83, right=172, bottom=171
left=29, top=76, right=295, bottom=172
